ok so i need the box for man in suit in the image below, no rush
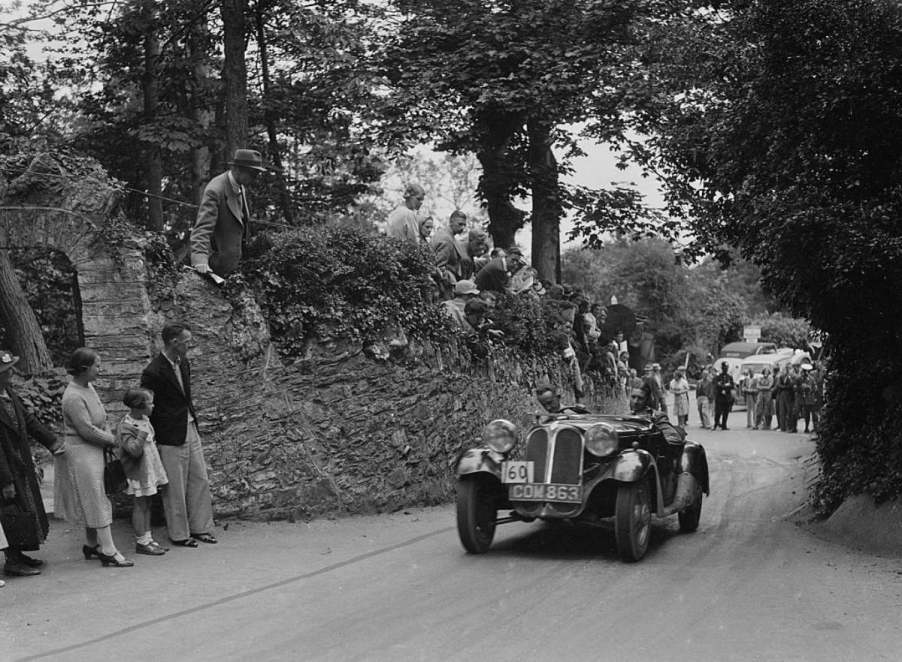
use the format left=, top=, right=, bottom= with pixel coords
left=474, top=246, right=526, bottom=293
left=191, top=148, right=267, bottom=277
left=713, top=360, right=736, bottom=430
left=140, top=324, right=216, bottom=547
left=431, top=210, right=468, bottom=299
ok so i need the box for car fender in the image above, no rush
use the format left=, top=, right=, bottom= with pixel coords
left=680, top=442, right=710, bottom=495
left=611, top=448, right=654, bottom=483
left=601, top=449, right=666, bottom=515
left=456, top=447, right=504, bottom=480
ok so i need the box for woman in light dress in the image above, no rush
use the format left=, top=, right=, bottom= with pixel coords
left=669, top=367, right=691, bottom=427
left=60, top=348, right=133, bottom=568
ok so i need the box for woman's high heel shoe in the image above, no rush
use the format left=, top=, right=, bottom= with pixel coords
left=82, top=545, right=100, bottom=560
left=96, top=550, right=134, bottom=567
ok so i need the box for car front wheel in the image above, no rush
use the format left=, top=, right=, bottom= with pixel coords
left=456, top=477, right=498, bottom=554
left=678, top=485, right=703, bottom=532
left=615, top=478, right=652, bottom=562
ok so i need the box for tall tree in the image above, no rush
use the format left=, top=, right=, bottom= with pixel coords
left=220, top=0, right=249, bottom=161
left=616, top=0, right=902, bottom=511
left=254, top=0, right=293, bottom=223
left=0, top=251, right=53, bottom=373
left=379, top=0, right=655, bottom=281
left=138, top=0, right=163, bottom=230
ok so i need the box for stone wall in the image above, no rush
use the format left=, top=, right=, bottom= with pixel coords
left=0, top=153, right=156, bottom=410
left=3, top=151, right=624, bottom=521
left=154, top=275, right=622, bottom=519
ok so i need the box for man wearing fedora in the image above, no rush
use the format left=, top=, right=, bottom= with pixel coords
left=0, top=349, right=64, bottom=577
left=191, top=148, right=267, bottom=277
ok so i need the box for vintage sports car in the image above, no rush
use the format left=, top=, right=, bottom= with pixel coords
left=455, top=412, right=710, bottom=562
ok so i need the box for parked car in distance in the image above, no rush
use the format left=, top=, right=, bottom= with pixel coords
left=739, top=352, right=794, bottom=380
left=740, top=349, right=810, bottom=379
left=455, top=413, right=710, bottom=562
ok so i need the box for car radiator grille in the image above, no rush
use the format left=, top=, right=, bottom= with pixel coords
left=524, top=427, right=582, bottom=485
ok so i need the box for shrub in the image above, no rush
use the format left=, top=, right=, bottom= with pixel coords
left=240, top=226, right=453, bottom=356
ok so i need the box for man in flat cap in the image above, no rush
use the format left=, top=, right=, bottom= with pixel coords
left=191, top=148, right=267, bottom=277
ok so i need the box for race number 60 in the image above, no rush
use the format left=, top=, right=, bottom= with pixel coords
left=501, top=461, right=534, bottom=483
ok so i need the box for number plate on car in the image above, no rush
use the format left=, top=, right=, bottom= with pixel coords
left=501, top=461, right=534, bottom=484
left=509, top=483, right=582, bottom=503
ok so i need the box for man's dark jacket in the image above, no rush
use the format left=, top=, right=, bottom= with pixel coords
left=474, top=257, right=509, bottom=292
left=714, top=372, right=736, bottom=403
left=140, top=353, right=197, bottom=447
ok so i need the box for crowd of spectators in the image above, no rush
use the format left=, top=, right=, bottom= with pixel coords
left=388, top=186, right=633, bottom=402
left=0, top=324, right=217, bottom=582
left=693, top=360, right=825, bottom=433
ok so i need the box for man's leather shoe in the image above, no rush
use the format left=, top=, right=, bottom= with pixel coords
left=4, top=561, right=41, bottom=576
left=15, top=553, right=44, bottom=568
left=136, top=541, right=166, bottom=556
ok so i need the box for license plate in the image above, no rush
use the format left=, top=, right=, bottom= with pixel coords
left=501, top=461, right=534, bottom=484
left=509, top=483, right=582, bottom=503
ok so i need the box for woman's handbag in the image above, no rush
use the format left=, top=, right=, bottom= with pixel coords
left=103, top=446, right=127, bottom=494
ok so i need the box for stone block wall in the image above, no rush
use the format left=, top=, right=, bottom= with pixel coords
left=151, top=275, right=622, bottom=520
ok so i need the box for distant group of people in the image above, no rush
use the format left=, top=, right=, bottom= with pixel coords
left=694, top=360, right=824, bottom=433
left=739, top=361, right=824, bottom=433
left=0, top=323, right=217, bottom=584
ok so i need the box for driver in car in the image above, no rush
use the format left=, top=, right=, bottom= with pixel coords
left=535, top=381, right=589, bottom=416
left=629, top=384, right=686, bottom=446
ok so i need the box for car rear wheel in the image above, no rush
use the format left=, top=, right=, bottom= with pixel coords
left=615, top=478, right=652, bottom=562
left=456, top=478, right=497, bottom=554
left=678, top=485, right=703, bottom=532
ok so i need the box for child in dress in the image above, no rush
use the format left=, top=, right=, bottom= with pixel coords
left=117, top=389, right=168, bottom=555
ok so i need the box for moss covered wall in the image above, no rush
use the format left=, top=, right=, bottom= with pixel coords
left=155, top=276, right=619, bottom=520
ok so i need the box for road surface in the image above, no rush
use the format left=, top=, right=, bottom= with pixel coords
left=5, top=410, right=902, bottom=661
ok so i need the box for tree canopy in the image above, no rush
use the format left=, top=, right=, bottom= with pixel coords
left=611, top=0, right=902, bottom=511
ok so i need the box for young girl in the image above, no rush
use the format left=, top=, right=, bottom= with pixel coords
left=117, top=389, right=168, bottom=555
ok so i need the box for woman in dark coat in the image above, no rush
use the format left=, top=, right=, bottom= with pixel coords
left=0, top=349, right=63, bottom=577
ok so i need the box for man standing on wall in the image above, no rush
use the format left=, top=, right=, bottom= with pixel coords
left=386, top=183, right=426, bottom=244
left=140, top=324, right=217, bottom=547
left=431, top=210, right=468, bottom=299
left=191, top=148, right=267, bottom=277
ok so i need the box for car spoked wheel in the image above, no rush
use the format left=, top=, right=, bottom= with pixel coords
left=456, top=478, right=497, bottom=554
left=615, top=478, right=652, bottom=562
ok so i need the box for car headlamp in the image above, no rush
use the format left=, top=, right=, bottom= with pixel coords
left=483, top=419, right=518, bottom=454
left=585, top=424, right=618, bottom=457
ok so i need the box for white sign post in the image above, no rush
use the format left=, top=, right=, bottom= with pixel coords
left=744, top=325, right=761, bottom=343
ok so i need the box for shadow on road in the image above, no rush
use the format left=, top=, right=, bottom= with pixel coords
left=487, top=519, right=681, bottom=561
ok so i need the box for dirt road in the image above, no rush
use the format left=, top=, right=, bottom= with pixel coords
left=5, top=413, right=902, bottom=661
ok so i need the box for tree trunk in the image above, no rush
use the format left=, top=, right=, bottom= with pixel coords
left=0, top=251, right=53, bottom=374
left=141, top=0, right=163, bottom=231
left=188, top=12, right=214, bottom=204
left=475, top=111, right=527, bottom=249
left=221, top=0, right=249, bottom=162
left=527, top=118, right=562, bottom=283
left=254, top=1, right=293, bottom=223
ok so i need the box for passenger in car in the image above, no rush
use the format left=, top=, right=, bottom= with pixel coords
left=534, top=381, right=589, bottom=416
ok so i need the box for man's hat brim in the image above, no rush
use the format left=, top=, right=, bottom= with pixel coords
left=228, top=161, right=268, bottom=172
